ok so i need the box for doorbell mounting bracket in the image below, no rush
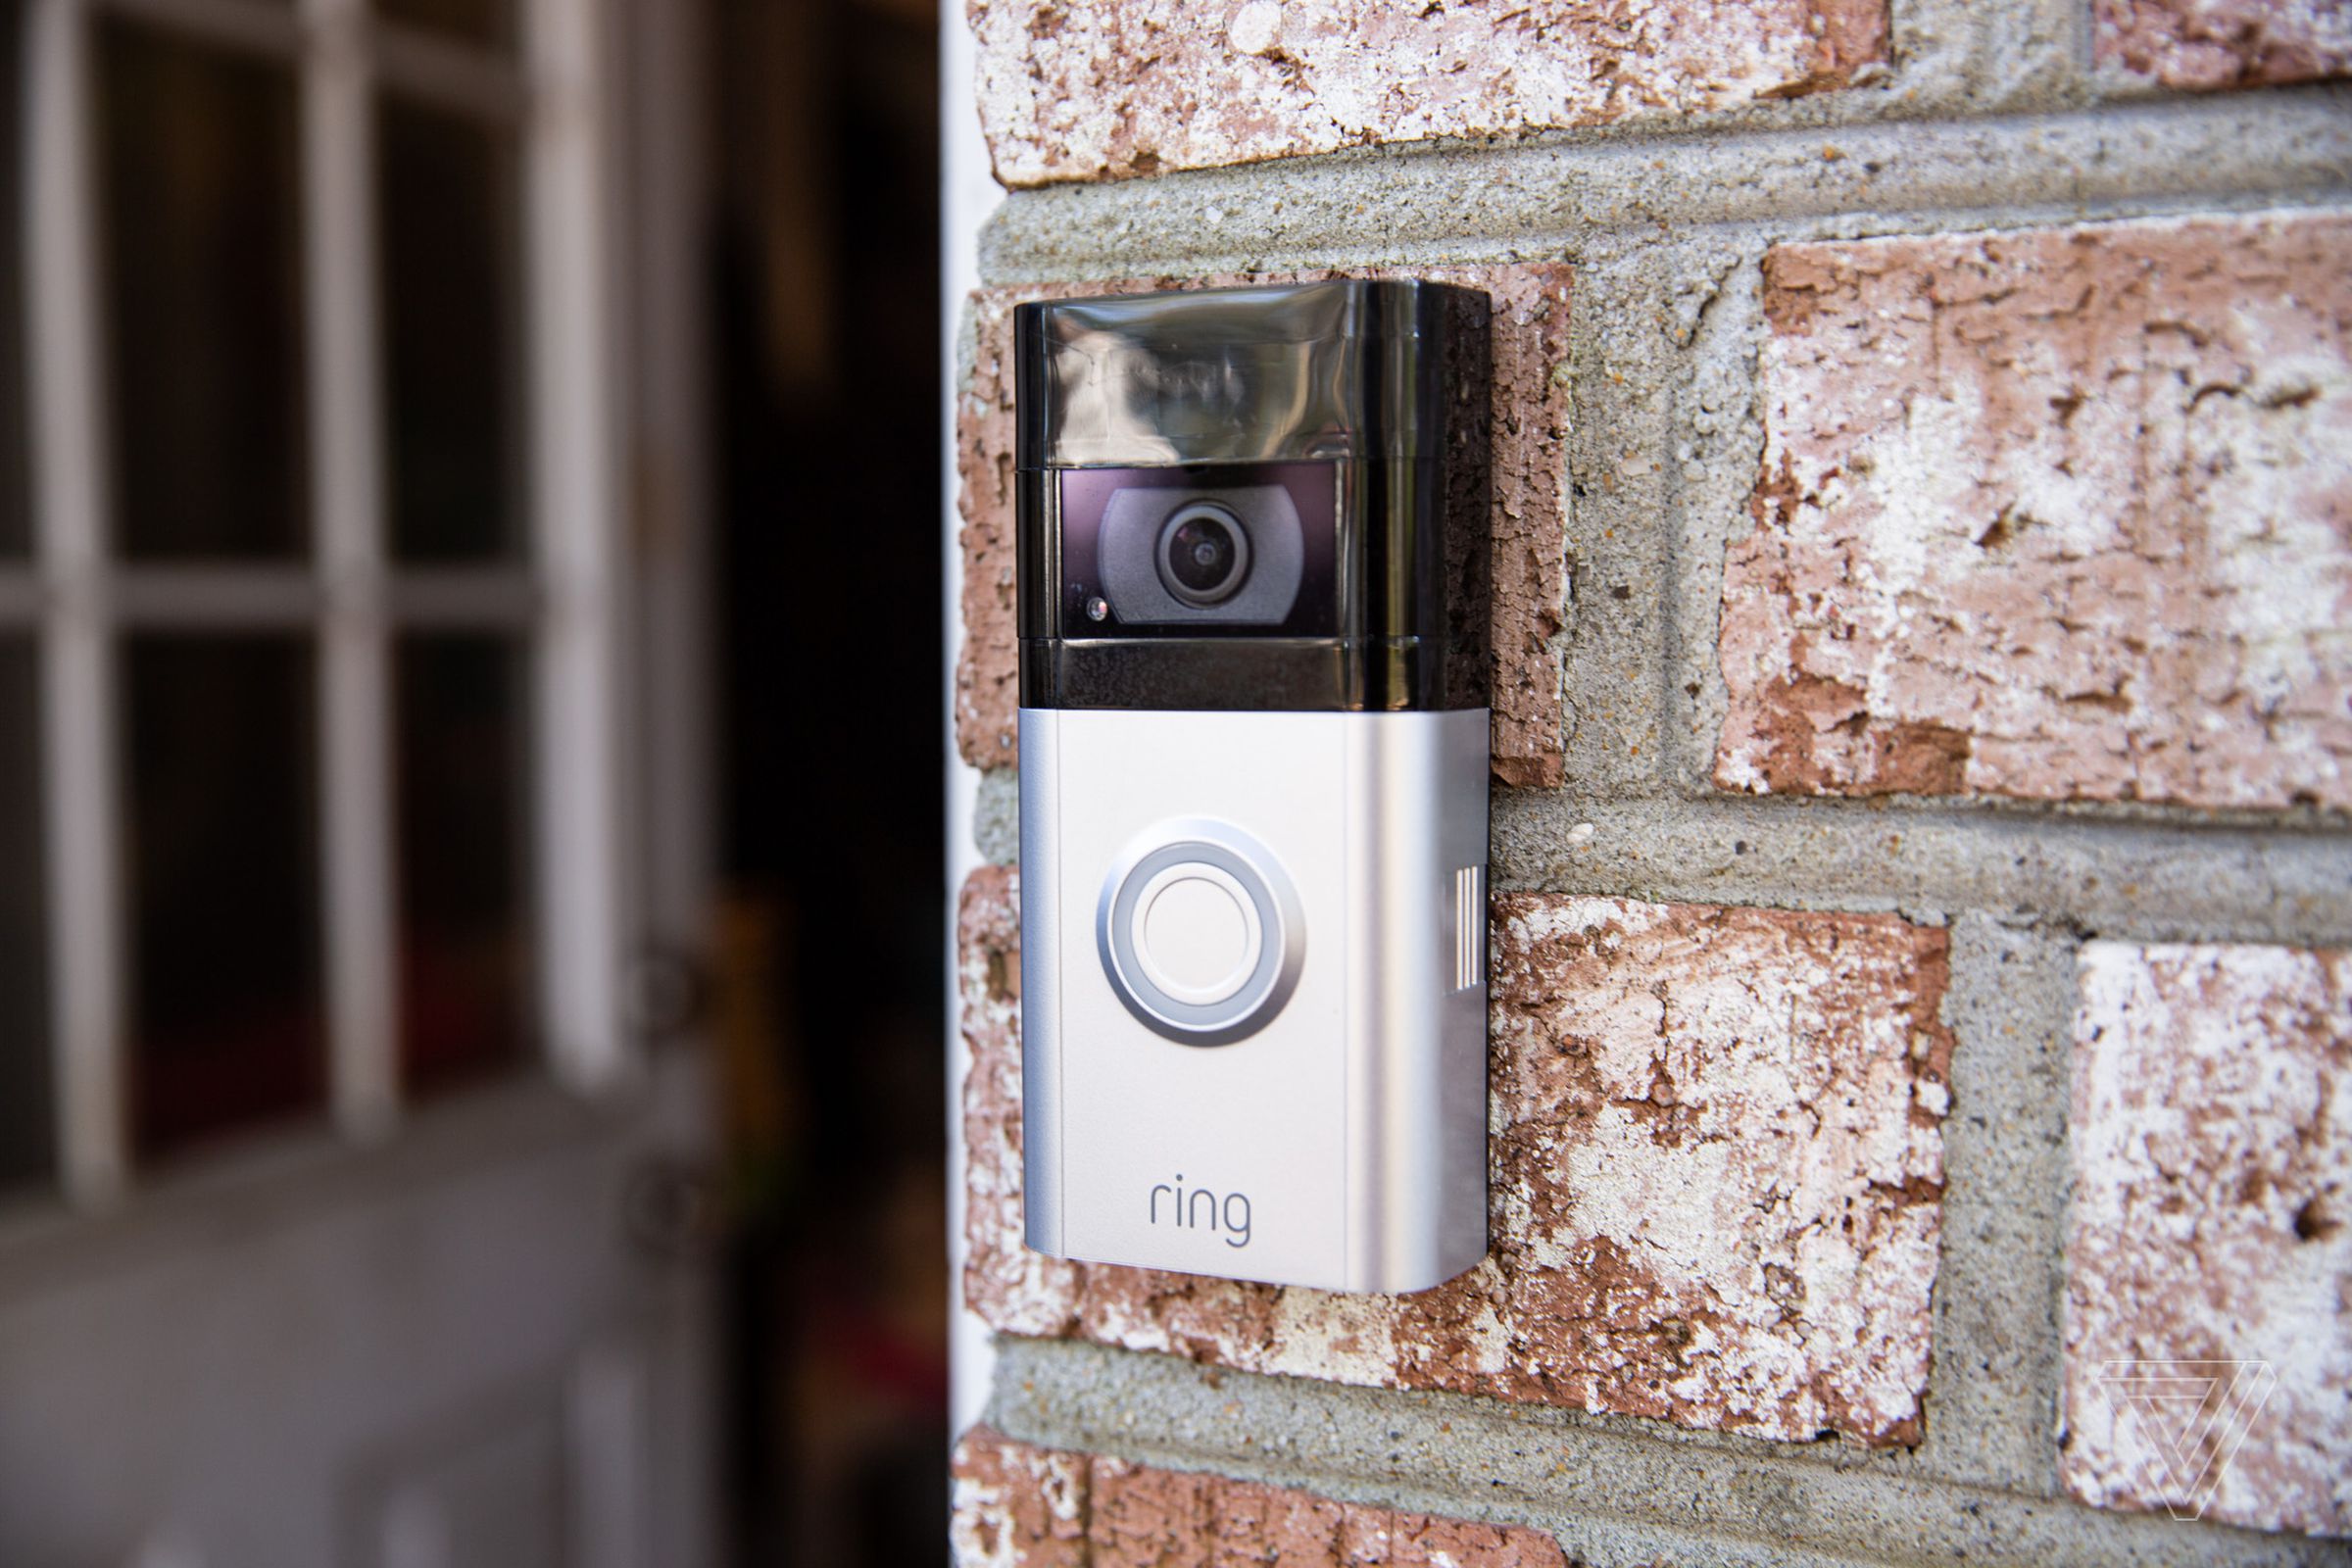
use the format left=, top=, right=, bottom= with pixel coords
left=1016, top=279, right=1492, bottom=1294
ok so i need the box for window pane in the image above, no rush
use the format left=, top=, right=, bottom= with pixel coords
left=100, top=19, right=308, bottom=561
left=125, top=636, right=324, bottom=1159
left=398, top=634, right=532, bottom=1097
left=376, top=0, right=514, bottom=52
left=0, top=640, right=51, bottom=1190
left=379, top=97, right=524, bottom=563
left=0, top=5, right=28, bottom=560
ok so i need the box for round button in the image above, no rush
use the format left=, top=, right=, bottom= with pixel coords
left=1133, top=863, right=1262, bottom=1005
left=1096, top=818, right=1306, bottom=1048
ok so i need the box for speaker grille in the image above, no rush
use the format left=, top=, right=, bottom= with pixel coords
left=1453, top=865, right=1486, bottom=992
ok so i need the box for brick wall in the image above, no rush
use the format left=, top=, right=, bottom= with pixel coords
left=953, top=1427, right=1571, bottom=1566
left=947, top=1, right=2352, bottom=1560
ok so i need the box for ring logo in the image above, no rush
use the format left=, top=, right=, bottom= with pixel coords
left=1149, top=1175, right=1252, bottom=1249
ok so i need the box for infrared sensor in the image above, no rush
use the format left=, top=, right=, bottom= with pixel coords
left=1016, top=279, right=1493, bottom=1294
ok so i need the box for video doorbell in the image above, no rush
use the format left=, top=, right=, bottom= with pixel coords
left=1016, top=280, right=1492, bottom=1294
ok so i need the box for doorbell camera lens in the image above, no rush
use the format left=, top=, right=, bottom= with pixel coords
left=1090, top=481, right=1307, bottom=628
left=1158, top=502, right=1250, bottom=605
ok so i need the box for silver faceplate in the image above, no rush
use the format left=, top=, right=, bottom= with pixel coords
left=1021, top=707, right=1489, bottom=1294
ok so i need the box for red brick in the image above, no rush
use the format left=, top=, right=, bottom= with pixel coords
left=953, top=1426, right=1092, bottom=1567
left=2063, top=941, right=2351, bottom=1538
left=950, top=1427, right=1570, bottom=1566
left=954, top=292, right=1031, bottom=772
left=968, top=0, right=1888, bottom=187
left=961, top=864, right=1086, bottom=1338
left=2097, top=0, right=2352, bottom=88
left=956, top=267, right=1574, bottom=787
left=959, top=870, right=1951, bottom=1446
left=1717, top=212, right=2352, bottom=810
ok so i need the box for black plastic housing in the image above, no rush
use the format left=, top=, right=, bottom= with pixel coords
left=1016, top=280, right=1492, bottom=713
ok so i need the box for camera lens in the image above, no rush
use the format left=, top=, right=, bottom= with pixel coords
left=1157, top=502, right=1251, bottom=606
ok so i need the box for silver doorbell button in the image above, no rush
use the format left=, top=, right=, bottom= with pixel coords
left=1017, top=280, right=1492, bottom=1294
left=1130, top=864, right=1257, bottom=1005
left=1096, top=821, right=1304, bottom=1046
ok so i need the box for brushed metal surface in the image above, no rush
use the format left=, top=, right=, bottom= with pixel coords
left=1018, top=707, right=1064, bottom=1255
left=1020, top=706, right=1488, bottom=1293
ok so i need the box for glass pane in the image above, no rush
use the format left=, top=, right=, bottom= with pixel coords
left=397, top=634, right=532, bottom=1097
left=0, top=6, right=28, bottom=560
left=125, top=636, right=324, bottom=1159
left=0, top=640, right=52, bottom=1190
left=379, top=96, right=524, bottom=563
left=376, top=0, right=514, bottom=51
left=100, top=18, right=308, bottom=561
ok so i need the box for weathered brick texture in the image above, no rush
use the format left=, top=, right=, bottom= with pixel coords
left=953, top=286, right=1036, bottom=772
left=2063, top=941, right=2350, bottom=1538
left=951, top=1426, right=1570, bottom=1566
left=968, top=0, right=1888, bottom=186
left=2097, top=0, right=2352, bottom=89
left=956, top=266, right=1574, bottom=786
left=1717, top=212, right=2352, bottom=810
left=960, top=866, right=1951, bottom=1445
left=955, top=1426, right=1091, bottom=1568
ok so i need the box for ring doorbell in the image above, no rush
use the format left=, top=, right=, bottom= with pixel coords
left=1015, top=280, right=1492, bottom=1294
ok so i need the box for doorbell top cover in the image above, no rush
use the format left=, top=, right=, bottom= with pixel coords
left=1014, top=279, right=1493, bottom=716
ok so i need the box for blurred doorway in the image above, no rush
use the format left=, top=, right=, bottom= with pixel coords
left=0, top=0, right=722, bottom=1563
left=709, top=0, right=948, bottom=1562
